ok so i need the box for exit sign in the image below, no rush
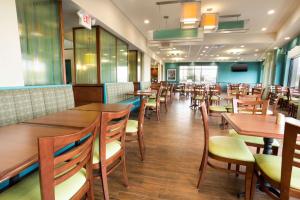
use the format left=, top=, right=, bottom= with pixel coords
left=77, top=10, right=92, bottom=29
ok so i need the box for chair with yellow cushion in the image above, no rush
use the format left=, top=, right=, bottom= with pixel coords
left=0, top=115, right=100, bottom=200
left=230, top=99, right=280, bottom=155
left=253, top=118, right=300, bottom=199
left=197, top=102, right=255, bottom=200
left=126, top=99, right=147, bottom=161
left=93, top=106, right=131, bottom=200
left=145, top=86, right=163, bottom=121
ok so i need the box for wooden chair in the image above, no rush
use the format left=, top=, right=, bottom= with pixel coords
left=126, top=98, right=147, bottom=161
left=190, top=85, right=206, bottom=109
left=253, top=118, right=300, bottom=199
left=208, top=85, right=222, bottom=106
left=229, top=99, right=280, bottom=155
left=93, top=106, right=131, bottom=200
left=145, top=86, right=163, bottom=121
left=197, top=102, right=255, bottom=200
left=167, top=84, right=174, bottom=103
left=267, top=92, right=280, bottom=115
left=0, top=116, right=100, bottom=200
left=160, top=85, right=169, bottom=112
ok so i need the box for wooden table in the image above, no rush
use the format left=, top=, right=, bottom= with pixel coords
left=73, top=103, right=130, bottom=112
left=127, top=91, right=154, bottom=101
left=0, top=124, right=78, bottom=182
left=222, top=113, right=285, bottom=154
left=23, top=110, right=99, bottom=129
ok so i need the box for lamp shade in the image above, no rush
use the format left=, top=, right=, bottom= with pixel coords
left=201, top=13, right=218, bottom=30
left=180, top=2, right=201, bottom=24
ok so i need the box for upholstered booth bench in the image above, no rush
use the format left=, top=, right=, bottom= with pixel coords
left=139, top=82, right=151, bottom=91
left=0, top=85, right=75, bottom=190
left=103, top=82, right=140, bottom=111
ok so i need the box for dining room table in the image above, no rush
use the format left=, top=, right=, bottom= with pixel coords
left=73, top=102, right=130, bottom=112
left=22, top=109, right=100, bottom=129
left=221, top=113, right=287, bottom=154
left=0, top=124, right=78, bottom=182
left=127, top=90, right=154, bottom=101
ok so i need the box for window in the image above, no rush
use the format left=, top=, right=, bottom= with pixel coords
left=289, top=57, right=300, bottom=89
left=116, top=40, right=128, bottom=82
left=16, top=0, right=62, bottom=85
left=179, top=65, right=218, bottom=84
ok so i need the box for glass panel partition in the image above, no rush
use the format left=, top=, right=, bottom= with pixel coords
left=128, top=51, right=137, bottom=82
left=74, top=28, right=97, bottom=84
left=117, top=40, right=128, bottom=82
left=101, top=30, right=117, bottom=83
left=16, top=0, right=62, bottom=85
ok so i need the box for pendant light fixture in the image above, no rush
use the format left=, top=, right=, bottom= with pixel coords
left=180, top=2, right=201, bottom=29
left=201, top=13, right=219, bottom=31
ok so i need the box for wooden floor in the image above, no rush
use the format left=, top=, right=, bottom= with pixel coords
left=94, top=96, right=274, bottom=200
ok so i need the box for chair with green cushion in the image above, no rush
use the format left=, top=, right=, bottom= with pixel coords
left=93, top=106, right=131, bottom=200
left=126, top=99, right=147, bottom=161
left=197, top=102, right=255, bottom=200
left=0, top=115, right=100, bottom=200
left=230, top=99, right=280, bottom=155
left=253, top=118, right=300, bottom=199
left=145, top=86, right=163, bottom=121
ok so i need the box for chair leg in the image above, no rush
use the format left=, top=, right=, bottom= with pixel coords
left=122, top=155, right=129, bottom=187
left=227, top=163, right=231, bottom=170
left=164, top=102, right=168, bottom=112
left=256, top=147, right=260, bottom=154
left=197, top=154, right=208, bottom=189
left=156, top=108, right=160, bottom=121
left=100, top=165, right=110, bottom=200
left=236, top=164, right=240, bottom=177
left=137, top=132, right=145, bottom=161
left=244, top=164, right=254, bottom=200
left=272, top=146, right=279, bottom=155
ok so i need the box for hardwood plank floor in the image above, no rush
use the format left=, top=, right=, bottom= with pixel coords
left=94, top=96, right=274, bottom=200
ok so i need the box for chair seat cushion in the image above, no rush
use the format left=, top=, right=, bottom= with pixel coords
left=126, top=120, right=138, bottom=133
left=194, top=95, right=204, bottom=100
left=0, top=169, right=86, bottom=200
left=145, top=101, right=156, bottom=108
left=254, top=154, right=300, bottom=190
left=93, top=138, right=121, bottom=163
left=210, top=96, right=220, bottom=101
left=209, top=136, right=255, bottom=162
left=228, top=129, right=280, bottom=147
left=209, top=106, right=227, bottom=112
left=160, top=97, right=166, bottom=102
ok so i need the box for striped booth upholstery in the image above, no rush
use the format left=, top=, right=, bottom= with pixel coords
left=0, top=85, right=74, bottom=126
left=103, top=82, right=140, bottom=110
left=140, top=82, right=151, bottom=90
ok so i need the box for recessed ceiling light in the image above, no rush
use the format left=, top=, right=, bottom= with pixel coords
left=200, top=54, right=203, bottom=56
left=144, top=19, right=150, bottom=24
left=284, top=37, right=290, bottom=40
left=261, top=27, right=267, bottom=31
left=255, top=49, right=259, bottom=52
left=202, top=50, right=206, bottom=53
left=172, top=48, right=176, bottom=50
left=205, top=46, right=209, bottom=49
left=240, top=45, right=245, bottom=48
left=254, top=54, right=258, bottom=56
left=274, top=47, right=278, bottom=50
left=267, top=10, right=275, bottom=15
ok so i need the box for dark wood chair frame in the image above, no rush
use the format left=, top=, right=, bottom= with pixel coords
left=93, top=106, right=131, bottom=200
left=146, top=86, right=163, bottom=121
left=197, top=102, right=255, bottom=200
left=253, top=118, right=300, bottom=199
left=126, top=98, right=147, bottom=161
left=160, top=85, right=169, bottom=112
left=38, top=116, right=100, bottom=200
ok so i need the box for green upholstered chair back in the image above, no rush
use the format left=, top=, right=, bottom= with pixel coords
left=0, top=85, right=74, bottom=126
left=105, top=82, right=134, bottom=104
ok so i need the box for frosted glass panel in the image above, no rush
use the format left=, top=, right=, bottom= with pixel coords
left=101, top=30, right=117, bottom=83
left=117, top=40, right=128, bottom=82
left=74, top=28, right=97, bottom=84
left=16, top=0, right=62, bottom=85
left=128, top=51, right=137, bottom=82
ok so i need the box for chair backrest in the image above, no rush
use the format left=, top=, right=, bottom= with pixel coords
left=155, top=86, right=163, bottom=107
left=237, top=94, right=262, bottom=101
left=232, top=99, right=269, bottom=115
left=38, top=115, right=100, bottom=200
left=267, top=92, right=280, bottom=115
left=99, top=106, right=131, bottom=163
left=199, top=102, right=210, bottom=158
left=280, top=118, right=300, bottom=199
left=138, top=99, right=147, bottom=133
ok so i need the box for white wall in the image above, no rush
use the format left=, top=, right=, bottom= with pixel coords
left=143, top=54, right=151, bottom=82
left=0, top=1, right=24, bottom=86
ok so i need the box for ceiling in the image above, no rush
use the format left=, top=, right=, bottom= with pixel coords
left=111, top=0, right=300, bottom=62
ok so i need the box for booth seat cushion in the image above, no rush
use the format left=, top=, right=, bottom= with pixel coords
left=120, top=97, right=140, bottom=110
left=0, top=91, right=18, bottom=126
left=104, top=82, right=135, bottom=104
left=0, top=168, right=87, bottom=200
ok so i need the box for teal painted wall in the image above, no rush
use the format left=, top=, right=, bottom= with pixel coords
left=274, top=34, right=300, bottom=86
left=165, top=62, right=262, bottom=89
